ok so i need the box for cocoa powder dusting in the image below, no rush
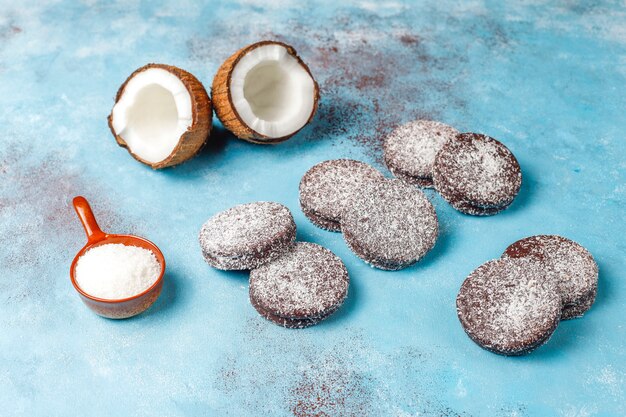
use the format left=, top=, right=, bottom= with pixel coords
left=0, top=142, right=132, bottom=305
left=188, top=11, right=470, bottom=164
left=290, top=359, right=372, bottom=417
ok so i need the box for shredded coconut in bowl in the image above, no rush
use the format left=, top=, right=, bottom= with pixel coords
left=75, top=243, right=161, bottom=300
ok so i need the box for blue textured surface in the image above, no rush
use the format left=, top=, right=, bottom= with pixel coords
left=1, top=1, right=625, bottom=416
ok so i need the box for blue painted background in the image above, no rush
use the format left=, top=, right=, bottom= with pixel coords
left=1, top=1, right=624, bottom=416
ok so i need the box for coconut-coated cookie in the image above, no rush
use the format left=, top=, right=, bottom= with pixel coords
left=456, top=258, right=562, bottom=356
left=433, top=133, right=522, bottom=215
left=299, top=159, right=385, bottom=232
left=383, top=120, right=459, bottom=187
left=503, top=235, right=598, bottom=319
left=341, top=179, right=438, bottom=270
left=249, top=242, right=349, bottom=327
left=199, top=202, right=296, bottom=270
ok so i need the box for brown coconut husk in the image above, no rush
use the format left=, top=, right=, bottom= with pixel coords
left=212, top=41, right=319, bottom=145
left=108, top=63, right=212, bottom=169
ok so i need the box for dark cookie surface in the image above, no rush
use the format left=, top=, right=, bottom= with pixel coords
left=199, top=202, right=296, bottom=270
left=503, top=235, right=598, bottom=319
left=383, top=120, right=459, bottom=188
left=299, top=159, right=385, bottom=232
left=451, top=200, right=513, bottom=216
left=433, top=133, right=522, bottom=215
left=300, top=205, right=341, bottom=232
left=456, top=258, right=562, bottom=356
left=249, top=242, right=349, bottom=321
left=341, top=179, right=438, bottom=270
left=250, top=295, right=339, bottom=329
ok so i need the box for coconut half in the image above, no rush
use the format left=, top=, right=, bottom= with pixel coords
left=108, top=64, right=212, bottom=169
left=212, top=41, right=319, bottom=144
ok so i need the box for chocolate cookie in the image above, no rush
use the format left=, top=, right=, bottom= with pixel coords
left=456, top=258, right=562, bottom=355
left=503, top=235, right=598, bottom=319
left=249, top=242, right=349, bottom=328
left=433, top=133, right=522, bottom=215
left=341, top=179, right=438, bottom=270
left=199, top=202, right=296, bottom=270
left=299, top=159, right=385, bottom=232
left=383, top=120, right=459, bottom=187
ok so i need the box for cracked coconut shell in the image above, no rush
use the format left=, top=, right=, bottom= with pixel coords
left=108, top=63, right=212, bottom=169
left=212, top=41, right=319, bottom=144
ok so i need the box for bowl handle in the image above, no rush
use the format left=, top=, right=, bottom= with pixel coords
left=73, top=196, right=106, bottom=244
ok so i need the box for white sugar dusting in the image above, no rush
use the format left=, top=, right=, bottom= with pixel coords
left=434, top=133, right=522, bottom=208
left=299, top=159, right=385, bottom=224
left=384, top=119, right=459, bottom=183
left=457, top=258, right=562, bottom=355
left=249, top=242, right=349, bottom=318
left=503, top=235, right=598, bottom=319
left=342, top=179, right=439, bottom=269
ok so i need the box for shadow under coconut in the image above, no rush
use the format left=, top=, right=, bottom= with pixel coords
left=162, top=109, right=333, bottom=179
left=270, top=96, right=361, bottom=154
left=159, top=122, right=231, bottom=177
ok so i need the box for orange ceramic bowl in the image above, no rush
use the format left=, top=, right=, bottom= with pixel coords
left=69, top=196, right=165, bottom=319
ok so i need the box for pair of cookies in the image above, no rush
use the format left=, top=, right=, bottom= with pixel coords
left=456, top=235, right=598, bottom=355
left=383, top=120, right=522, bottom=215
left=199, top=202, right=348, bottom=328
left=299, top=160, right=439, bottom=270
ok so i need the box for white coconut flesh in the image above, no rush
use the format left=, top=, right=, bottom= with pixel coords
left=230, top=43, right=316, bottom=139
left=110, top=68, right=193, bottom=163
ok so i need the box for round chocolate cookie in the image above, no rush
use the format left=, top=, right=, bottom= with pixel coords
left=199, top=202, right=296, bottom=270
left=249, top=242, right=349, bottom=327
left=341, top=179, right=438, bottom=270
left=383, top=120, right=459, bottom=187
left=433, top=133, right=522, bottom=215
left=503, top=235, right=598, bottom=319
left=299, top=159, right=385, bottom=232
left=456, top=258, right=562, bottom=356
